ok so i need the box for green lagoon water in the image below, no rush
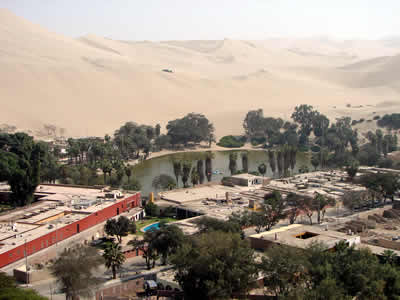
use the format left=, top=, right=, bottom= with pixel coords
left=132, top=150, right=311, bottom=197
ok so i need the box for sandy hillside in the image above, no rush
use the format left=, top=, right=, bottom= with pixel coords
left=0, top=8, right=399, bottom=139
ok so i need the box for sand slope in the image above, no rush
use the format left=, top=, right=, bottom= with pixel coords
left=0, top=8, right=399, bottom=138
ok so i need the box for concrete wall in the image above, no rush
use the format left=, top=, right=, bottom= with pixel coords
left=96, top=277, right=145, bottom=300
left=13, top=267, right=51, bottom=284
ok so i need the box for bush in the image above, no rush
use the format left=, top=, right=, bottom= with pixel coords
left=373, top=115, right=380, bottom=120
left=298, top=145, right=309, bottom=152
left=351, top=120, right=358, bottom=126
left=311, top=145, right=321, bottom=152
left=367, top=119, right=372, bottom=123
left=359, top=118, right=365, bottom=123
left=217, top=135, right=246, bottom=148
left=250, top=136, right=266, bottom=146
left=145, top=202, right=158, bottom=217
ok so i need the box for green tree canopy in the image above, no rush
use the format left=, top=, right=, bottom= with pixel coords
left=51, top=245, right=103, bottom=300
left=171, top=231, right=258, bottom=300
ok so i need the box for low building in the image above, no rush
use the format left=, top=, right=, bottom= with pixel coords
left=249, top=224, right=360, bottom=251
left=228, top=174, right=267, bottom=187
left=0, top=184, right=141, bottom=269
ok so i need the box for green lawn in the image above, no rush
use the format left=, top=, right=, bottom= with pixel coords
left=135, top=217, right=176, bottom=235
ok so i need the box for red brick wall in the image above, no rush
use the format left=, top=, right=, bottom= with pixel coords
left=0, top=193, right=140, bottom=268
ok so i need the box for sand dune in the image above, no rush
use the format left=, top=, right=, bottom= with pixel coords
left=0, top=8, right=400, bottom=139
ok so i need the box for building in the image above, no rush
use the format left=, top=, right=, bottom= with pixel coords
left=249, top=224, right=361, bottom=251
left=228, top=174, right=267, bottom=187
left=0, top=184, right=140, bottom=268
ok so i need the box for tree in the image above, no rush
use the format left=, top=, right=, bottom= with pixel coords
left=155, top=124, right=161, bottom=137
left=172, top=160, right=182, bottom=187
left=291, top=104, right=318, bottom=145
left=262, top=191, right=287, bottom=230
left=152, top=174, right=176, bottom=191
left=345, top=159, right=359, bottom=181
left=144, top=202, right=158, bottom=217
left=241, top=152, right=249, bottom=173
left=0, top=287, right=49, bottom=300
left=205, top=153, right=213, bottom=182
left=197, top=160, right=205, bottom=184
left=0, top=133, right=44, bottom=206
left=260, top=245, right=309, bottom=297
left=166, top=113, right=215, bottom=146
left=125, top=166, right=132, bottom=183
left=190, top=167, right=200, bottom=186
left=286, top=193, right=306, bottom=224
left=181, top=161, right=192, bottom=187
left=171, top=231, right=258, bottom=300
left=313, top=193, right=335, bottom=224
left=268, top=150, right=276, bottom=177
left=196, top=216, right=242, bottom=234
left=250, top=212, right=267, bottom=233
left=382, top=249, right=398, bottom=266
left=302, top=196, right=315, bottom=225
left=51, top=245, right=103, bottom=300
left=311, top=152, right=320, bottom=171
left=258, top=163, right=267, bottom=177
left=276, top=150, right=283, bottom=177
left=100, top=160, right=112, bottom=184
left=103, top=242, right=126, bottom=279
left=104, top=216, right=130, bottom=244
left=151, top=224, right=185, bottom=265
left=229, top=152, right=238, bottom=175
left=129, top=232, right=159, bottom=270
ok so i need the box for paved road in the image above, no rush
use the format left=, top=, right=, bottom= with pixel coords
left=27, top=255, right=150, bottom=299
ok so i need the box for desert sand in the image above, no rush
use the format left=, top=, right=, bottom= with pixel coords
left=0, top=8, right=400, bottom=139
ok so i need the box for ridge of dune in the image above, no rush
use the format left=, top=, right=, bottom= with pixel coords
left=1, top=8, right=400, bottom=139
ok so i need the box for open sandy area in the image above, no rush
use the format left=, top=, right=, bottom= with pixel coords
left=1, top=8, right=400, bottom=139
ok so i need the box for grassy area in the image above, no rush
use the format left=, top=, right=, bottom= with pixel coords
left=135, top=217, right=176, bottom=235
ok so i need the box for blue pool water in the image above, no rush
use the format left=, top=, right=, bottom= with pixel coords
left=143, top=222, right=160, bottom=232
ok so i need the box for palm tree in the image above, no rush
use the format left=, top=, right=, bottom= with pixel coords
left=258, top=163, right=267, bottom=177
left=103, top=242, right=126, bottom=279
left=268, top=150, right=276, bottom=178
left=172, top=161, right=182, bottom=187
left=229, top=152, right=238, bottom=175
left=191, top=168, right=200, bottom=186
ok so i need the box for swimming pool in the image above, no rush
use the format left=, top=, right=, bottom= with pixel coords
left=142, top=222, right=160, bottom=232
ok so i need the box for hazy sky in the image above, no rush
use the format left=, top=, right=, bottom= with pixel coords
left=2, top=0, right=400, bottom=40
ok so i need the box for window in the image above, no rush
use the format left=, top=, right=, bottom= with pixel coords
left=46, top=240, right=49, bottom=247
left=32, top=246, right=35, bottom=252
left=9, top=253, right=12, bottom=257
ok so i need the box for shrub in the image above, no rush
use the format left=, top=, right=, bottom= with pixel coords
left=367, top=119, right=372, bottom=123
left=217, top=135, right=246, bottom=148
left=359, top=118, right=365, bottom=123
left=351, top=120, right=358, bottom=126
left=373, top=115, right=380, bottom=120
left=250, top=136, right=266, bottom=146
left=311, top=145, right=321, bottom=152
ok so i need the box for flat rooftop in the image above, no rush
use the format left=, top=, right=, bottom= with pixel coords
left=0, top=184, right=137, bottom=255
left=249, top=224, right=359, bottom=249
